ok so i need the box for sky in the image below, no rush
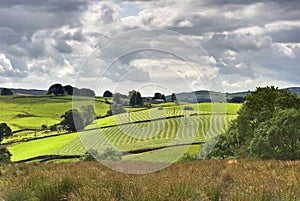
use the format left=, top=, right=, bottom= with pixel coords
left=0, top=0, right=299, bottom=96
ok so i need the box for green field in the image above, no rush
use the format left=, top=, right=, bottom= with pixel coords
left=1, top=95, right=242, bottom=162
left=0, top=95, right=110, bottom=131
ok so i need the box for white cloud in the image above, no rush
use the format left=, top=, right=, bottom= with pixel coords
left=0, top=0, right=300, bottom=94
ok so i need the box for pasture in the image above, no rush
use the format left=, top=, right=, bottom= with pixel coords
left=8, top=104, right=239, bottom=162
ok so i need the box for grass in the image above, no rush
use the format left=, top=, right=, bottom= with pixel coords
left=123, top=144, right=202, bottom=163
left=90, top=102, right=241, bottom=129
left=1, top=160, right=299, bottom=200
left=8, top=114, right=236, bottom=161
left=7, top=101, right=239, bottom=161
left=0, top=95, right=110, bottom=131
left=8, top=133, right=79, bottom=161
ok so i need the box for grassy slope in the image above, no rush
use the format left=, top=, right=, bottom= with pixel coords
left=0, top=96, right=110, bottom=131
left=8, top=102, right=240, bottom=162
left=9, top=133, right=79, bottom=161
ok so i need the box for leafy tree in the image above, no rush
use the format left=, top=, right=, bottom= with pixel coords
left=209, top=86, right=300, bottom=159
left=129, top=90, right=143, bottom=107
left=154, top=92, right=162, bottom=99
left=228, top=96, right=245, bottom=103
left=80, top=148, right=122, bottom=161
left=1, top=88, right=13, bottom=95
left=250, top=109, right=300, bottom=160
left=47, top=83, right=65, bottom=95
left=161, top=94, right=166, bottom=101
left=0, top=123, right=12, bottom=142
left=0, top=123, right=12, bottom=162
left=60, top=109, right=85, bottom=132
left=103, top=90, right=113, bottom=97
left=63, top=85, right=73, bottom=95
left=79, top=88, right=95, bottom=97
left=0, top=147, right=12, bottom=162
left=72, top=87, right=81, bottom=96
left=171, top=93, right=177, bottom=102
left=80, top=105, right=96, bottom=126
left=106, top=103, right=126, bottom=116
left=112, top=93, right=122, bottom=104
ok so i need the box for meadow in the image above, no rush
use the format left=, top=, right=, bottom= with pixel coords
left=0, top=95, right=110, bottom=143
left=4, top=96, right=240, bottom=162
left=1, top=159, right=299, bottom=200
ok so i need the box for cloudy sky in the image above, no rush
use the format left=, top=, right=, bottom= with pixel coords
left=0, top=0, right=299, bottom=96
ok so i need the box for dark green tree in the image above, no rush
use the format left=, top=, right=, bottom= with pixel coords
left=0, top=123, right=12, bottom=141
left=129, top=90, right=143, bottom=107
left=0, top=147, right=12, bottom=162
left=1, top=88, right=13, bottom=95
left=60, top=109, right=85, bottom=132
left=0, top=123, right=12, bottom=162
left=209, top=86, right=300, bottom=159
left=112, top=93, right=122, bottom=104
left=47, top=83, right=65, bottom=95
left=63, top=85, right=73, bottom=95
left=154, top=92, right=162, bottom=99
left=171, top=93, right=177, bottom=102
left=250, top=108, right=300, bottom=160
left=103, top=90, right=113, bottom=97
left=106, top=103, right=126, bottom=116
left=80, top=105, right=96, bottom=126
left=79, top=88, right=95, bottom=97
left=228, top=96, right=245, bottom=103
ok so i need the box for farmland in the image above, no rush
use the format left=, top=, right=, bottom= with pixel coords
left=4, top=95, right=240, bottom=162
left=1, top=95, right=300, bottom=200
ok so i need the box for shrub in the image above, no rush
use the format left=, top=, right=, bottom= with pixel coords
left=183, top=106, right=194, bottom=110
left=178, top=153, right=198, bottom=162
left=0, top=146, right=12, bottom=162
left=81, top=148, right=122, bottom=161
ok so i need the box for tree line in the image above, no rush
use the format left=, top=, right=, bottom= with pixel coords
left=47, top=84, right=95, bottom=97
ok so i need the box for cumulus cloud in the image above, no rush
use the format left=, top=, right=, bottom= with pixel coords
left=0, top=0, right=299, bottom=94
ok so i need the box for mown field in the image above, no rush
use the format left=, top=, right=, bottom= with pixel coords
left=0, top=95, right=110, bottom=143
left=4, top=96, right=240, bottom=162
left=0, top=160, right=299, bottom=200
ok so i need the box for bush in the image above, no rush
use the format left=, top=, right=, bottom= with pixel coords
left=178, top=153, right=198, bottom=162
left=81, top=148, right=122, bottom=161
left=0, top=146, right=12, bottom=162
left=183, top=106, right=194, bottom=110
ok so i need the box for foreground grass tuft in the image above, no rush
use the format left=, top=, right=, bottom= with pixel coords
left=1, top=159, right=300, bottom=200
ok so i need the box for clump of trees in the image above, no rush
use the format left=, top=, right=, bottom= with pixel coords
left=56, top=105, right=96, bottom=132
left=47, top=84, right=95, bottom=97
left=227, top=96, right=246, bottom=103
left=209, top=86, right=300, bottom=160
left=106, top=90, right=145, bottom=116
left=129, top=90, right=143, bottom=107
left=80, top=147, right=122, bottom=161
left=0, top=123, right=12, bottom=162
left=153, top=92, right=166, bottom=102
left=1, top=88, right=13, bottom=96
left=103, top=90, right=113, bottom=97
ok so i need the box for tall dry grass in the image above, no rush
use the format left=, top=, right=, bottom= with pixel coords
left=0, top=159, right=299, bottom=200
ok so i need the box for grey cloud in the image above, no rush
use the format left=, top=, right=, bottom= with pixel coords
left=270, top=28, right=300, bottom=43
left=0, top=27, right=20, bottom=45
left=54, top=41, right=73, bottom=54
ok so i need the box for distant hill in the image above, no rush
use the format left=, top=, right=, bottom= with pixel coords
left=0, top=88, right=47, bottom=96
left=166, top=87, right=300, bottom=103
left=286, top=87, right=300, bottom=96
left=1, top=86, right=299, bottom=99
